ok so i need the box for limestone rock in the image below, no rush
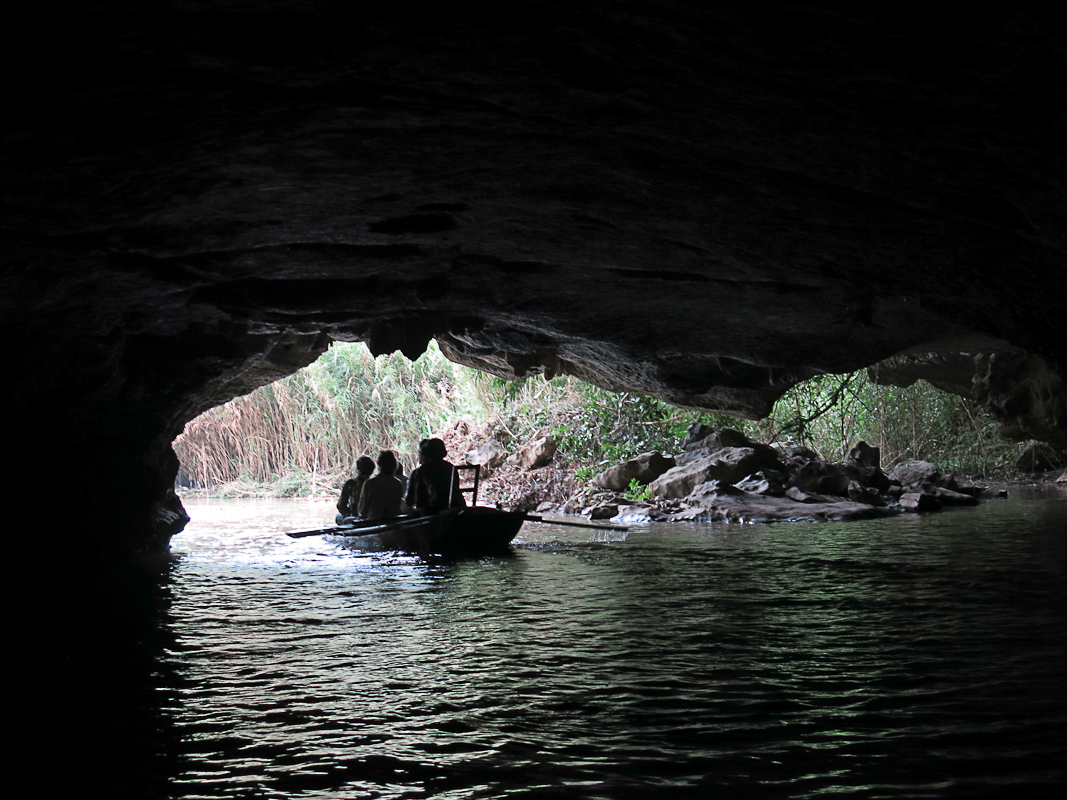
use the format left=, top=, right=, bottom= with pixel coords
left=678, top=429, right=782, bottom=470
left=593, top=451, right=676, bottom=491
left=507, top=436, right=557, bottom=469
left=683, top=481, right=898, bottom=523
left=466, top=439, right=507, bottom=469
left=787, top=461, right=853, bottom=496
left=848, top=480, right=886, bottom=506
left=973, top=351, right=1067, bottom=450
left=584, top=503, right=620, bottom=520
left=899, top=492, right=942, bottom=512
left=888, top=461, right=968, bottom=492
left=846, top=441, right=881, bottom=471
left=1017, top=441, right=1064, bottom=473
left=771, top=443, right=821, bottom=468
left=842, top=442, right=893, bottom=491
left=612, top=505, right=657, bottom=524
left=680, top=423, right=715, bottom=450
left=735, top=470, right=786, bottom=497
left=649, top=448, right=764, bottom=499
left=784, top=486, right=839, bottom=504
left=888, top=460, right=941, bottom=488
left=682, top=427, right=751, bottom=452
left=920, top=484, right=979, bottom=507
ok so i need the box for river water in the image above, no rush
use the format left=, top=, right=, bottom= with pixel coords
left=74, top=489, right=1066, bottom=798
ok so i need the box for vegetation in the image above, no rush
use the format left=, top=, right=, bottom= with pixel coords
left=746, top=372, right=1020, bottom=476
left=174, top=341, right=1024, bottom=498
left=174, top=342, right=495, bottom=497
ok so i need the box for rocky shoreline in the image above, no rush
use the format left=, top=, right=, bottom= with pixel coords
left=443, top=420, right=1065, bottom=526
left=570, top=426, right=998, bottom=525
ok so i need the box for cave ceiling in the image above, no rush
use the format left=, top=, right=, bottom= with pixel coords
left=4, top=4, right=1065, bottom=551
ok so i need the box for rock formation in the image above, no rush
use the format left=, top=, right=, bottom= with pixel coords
left=5, top=4, right=1065, bottom=554
left=593, top=452, right=675, bottom=492
left=581, top=429, right=987, bottom=524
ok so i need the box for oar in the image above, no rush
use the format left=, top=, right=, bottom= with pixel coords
left=287, top=525, right=359, bottom=539
left=521, top=514, right=629, bottom=532
left=286, top=515, right=420, bottom=539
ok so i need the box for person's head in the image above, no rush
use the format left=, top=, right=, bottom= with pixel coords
left=419, top=437, right=447, bottom=462
left=376, top=449, right=398, bottom=476
left=356, top=456, right=375, bottom=477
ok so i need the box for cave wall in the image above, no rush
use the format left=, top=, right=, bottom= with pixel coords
left=4, top=4, right=1065, bottom=554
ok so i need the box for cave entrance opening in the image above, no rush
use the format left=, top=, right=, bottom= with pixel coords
left=171, top=339, right=1032, bottom=517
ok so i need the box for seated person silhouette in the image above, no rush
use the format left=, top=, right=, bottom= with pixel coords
left=336, top=455, right=375, bottom=523
left=405, top=437, right=466, bottom=515
left=357, top=450, right=406, bottom=521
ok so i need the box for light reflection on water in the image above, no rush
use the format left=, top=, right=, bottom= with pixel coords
left=152, top=491, right=1067, bottom=798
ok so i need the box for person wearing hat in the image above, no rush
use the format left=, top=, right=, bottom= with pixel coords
left=405, top=437, right=465, bottom=515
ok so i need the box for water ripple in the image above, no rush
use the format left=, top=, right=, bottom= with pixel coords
left=148, top=492, right=1067, bottom=797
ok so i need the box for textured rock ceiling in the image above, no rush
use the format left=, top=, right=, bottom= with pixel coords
left=4, top=4, right=1065, bottom=554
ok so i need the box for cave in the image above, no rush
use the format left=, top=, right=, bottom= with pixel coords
left=6, top=4, right=1065, bottom=559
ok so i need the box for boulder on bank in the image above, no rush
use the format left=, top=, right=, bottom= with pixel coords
left=465, top=439, right=507, bottom=470
left=681, top=422, right=716, bottom=449
left=843, top=440, right=895, bottom=491
left=920, top=483, right=979, bottom=506
left=846, top=441, right=881, bottom=471
left=734, top=470, right=787, bottom=497
left=507, top=436, right=557, bottom=469
left=678, top=428, right=782, bottom=469
left=584, top=502, right=620, bottom=519
left=848, top=479, right=886, bottom=506
left=785, top=485, right=840, bottom=504
left=887, top=460, right=960, bottom=490
left=573, top=428, right=990, bottom=525
left=1017, top=441, right=1064, bottom=473
left=593, top=451, right=676, bottom=491
left=682, top=426, right=750, bottom=451
left=681, top=480, right=898, bottom=523
left=771, top=442, right=821, bottom=467
left=649, top=447, right=764, bottom=499
left=899, top=492, right=942, bottom=512
left=787, top=461, right=853, bottom=496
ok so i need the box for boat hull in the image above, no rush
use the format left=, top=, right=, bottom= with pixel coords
left=328, top=507, right=524, bottom=555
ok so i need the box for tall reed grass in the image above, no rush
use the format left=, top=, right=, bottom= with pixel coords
left=174, top=341, right=494, bottom=494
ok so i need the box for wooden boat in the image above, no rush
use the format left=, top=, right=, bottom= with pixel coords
left=286, top=465, right=626, bottom=556
left=325, top=506, right=526, bottom=556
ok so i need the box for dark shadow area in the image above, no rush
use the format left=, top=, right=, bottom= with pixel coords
left=34, top=559, right=185, bottom=798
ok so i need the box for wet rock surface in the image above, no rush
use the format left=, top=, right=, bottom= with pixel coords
left=5, top=4, right=1066, bottom=553
left=507, top=436, right=558, bottom=470
left=566, top=427, right=993, bottom=525
left=649, top=447, right=765, bottom=499
left=593, top=452, right=675, bottom=491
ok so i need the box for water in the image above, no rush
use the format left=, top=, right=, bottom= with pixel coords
left=72, top=490, right=1067, bottom=798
